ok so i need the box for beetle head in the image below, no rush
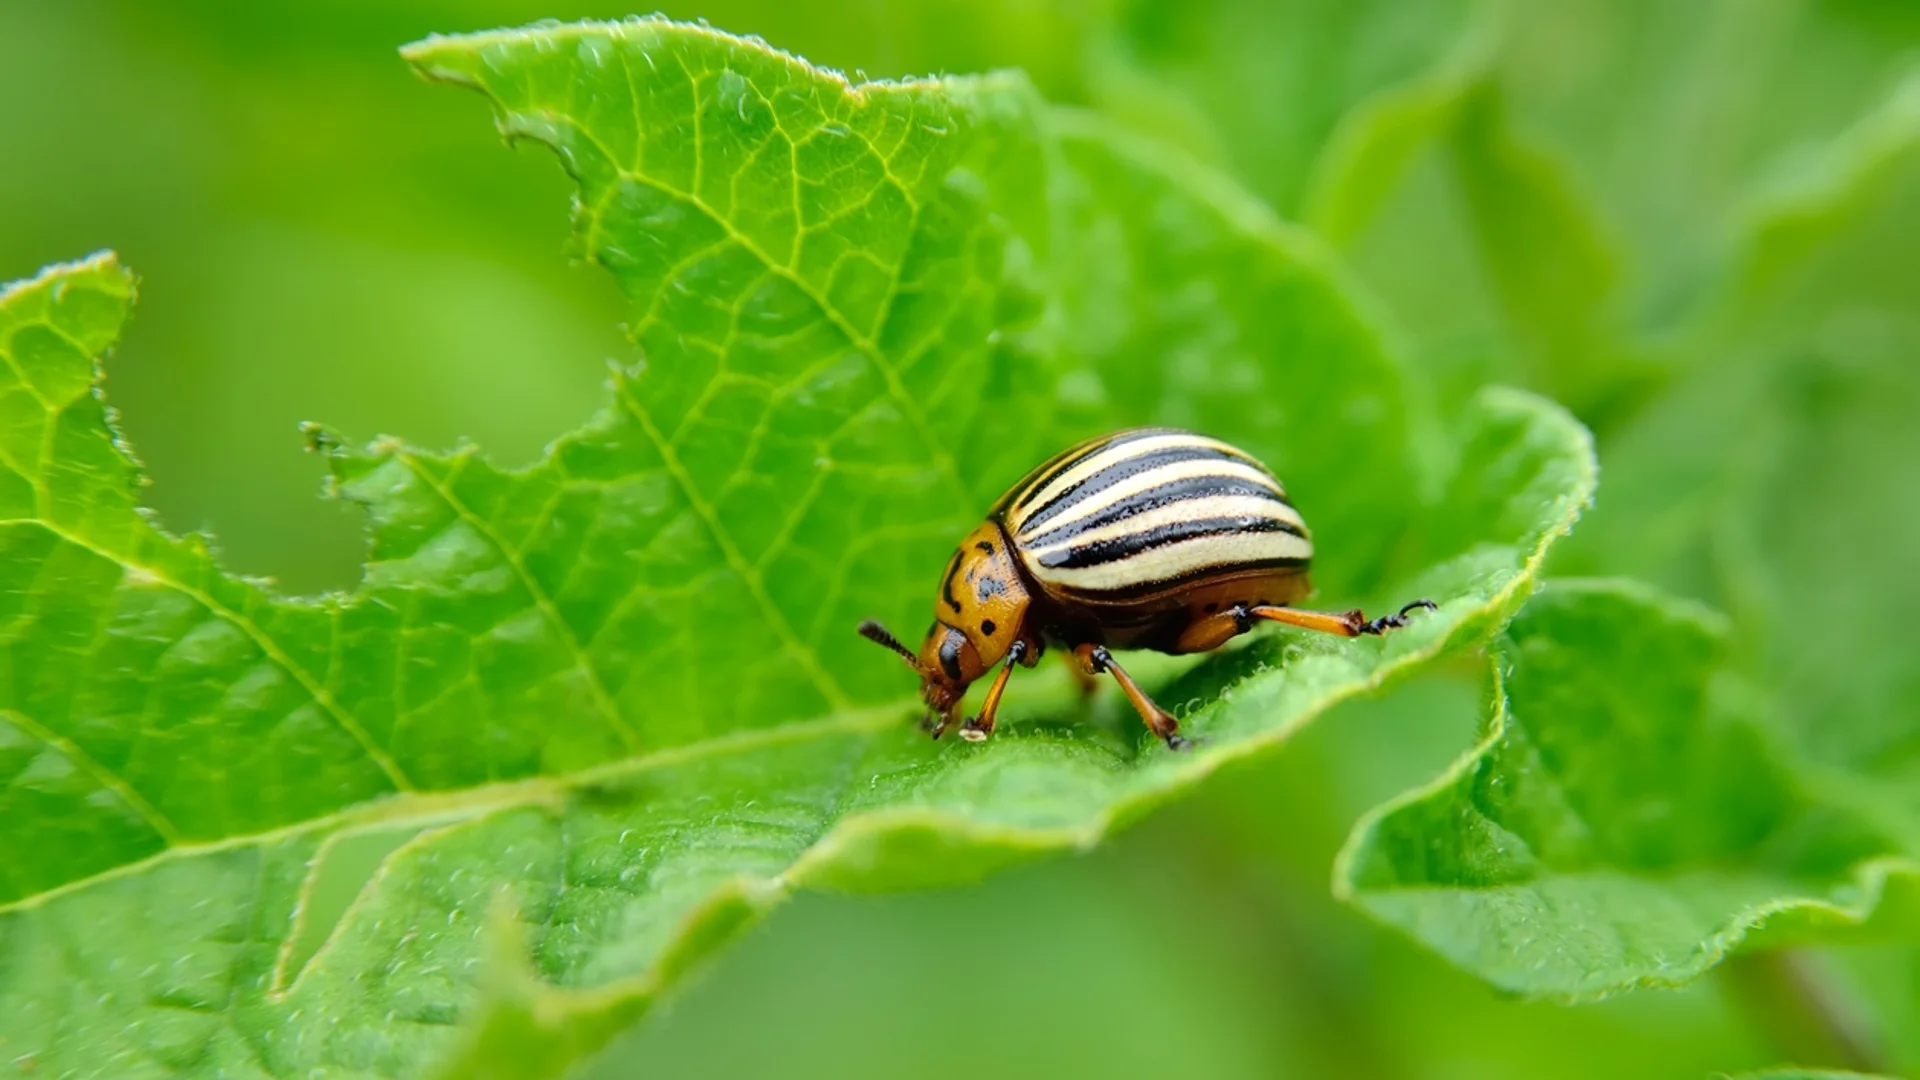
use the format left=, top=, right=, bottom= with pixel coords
left=856, top=617, right=978, bottom=731
left=859, top=523, right=1032, bottom=735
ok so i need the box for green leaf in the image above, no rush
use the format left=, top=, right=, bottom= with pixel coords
left=1324, top=64, right=1656, bottom=432
left=1480, top=0, right=1920, bottom=321
left=1085, top=2, right=1656, bottom=429
left=0, top=20, right=1594, bottom=1078
left=1299, top=35, right=1489, bottom=247
left=1436, top=79, right=1660, bottom=428
left=1337, top=580, right=1920, bottom=1000
left=1562, top=70, right=1920, bottom=781
left=1087, top=0, right=1477, bottom=218
left=1728, top=68, right=1920, bottom=311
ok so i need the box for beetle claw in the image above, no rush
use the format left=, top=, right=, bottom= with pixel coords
left=1357, top=598, right=1438, bottom=635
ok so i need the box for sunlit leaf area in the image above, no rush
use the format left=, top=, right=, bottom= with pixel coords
left=1, top=2, right=1915, bottom=1077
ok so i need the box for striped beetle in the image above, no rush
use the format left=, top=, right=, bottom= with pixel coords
left=859, top=428, right=1434, bottom=749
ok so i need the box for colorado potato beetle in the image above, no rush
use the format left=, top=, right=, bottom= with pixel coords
left=858, top=428, right=1434, bottom=748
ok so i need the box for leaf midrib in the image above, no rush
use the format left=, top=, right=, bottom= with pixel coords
left=0, top=702, right=907, bottom=918
left=393, top=449, right=640, bottom=750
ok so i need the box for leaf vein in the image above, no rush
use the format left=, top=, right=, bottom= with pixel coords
left=0, top=704, right=905, bottom=917
left=567, top=114, right=972, bottom=504
left=1, top=519, right=413, bottom=794
left=612, top=381, right=850, bottom=712
left=1, top=707, right=183, bottom=846
left=391, top=452, right=639, bottom=755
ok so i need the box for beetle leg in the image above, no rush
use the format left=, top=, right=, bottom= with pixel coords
left=1073, top=644, right=1189, bottom=751
left=1242, top=599, right=1437, bottom=638
left=1171, top=598, right=1438, bottom=652
left=1062, top=648, right=1100, bottom=697
left=960, top=640, right=1027, bottom=742
left=1170, top=607, right=1251, bottom=653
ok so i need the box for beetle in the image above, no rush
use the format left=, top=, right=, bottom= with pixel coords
left=857, top=427, right=1435, bottom=748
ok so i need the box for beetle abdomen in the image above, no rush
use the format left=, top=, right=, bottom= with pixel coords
left=996, top=428, right=1311, bottom=603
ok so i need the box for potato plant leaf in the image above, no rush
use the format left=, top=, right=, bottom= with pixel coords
left=1562, top=67, right=1920, bottom=785
left=1088, top=0, right=1475, bottom=218
left=0, top=20, right=1593, bottom=1079
left=1337, top=580, right=1920, bottom=1000
left=1298, top=34, right=1488, bottom=247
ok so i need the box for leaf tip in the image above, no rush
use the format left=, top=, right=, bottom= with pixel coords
left=299, top=420, right=342, bottom=456
left=2, top=250, right=135, bottom=318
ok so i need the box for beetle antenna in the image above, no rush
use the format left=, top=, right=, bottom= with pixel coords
left=858, top=619, right=922, bottom=670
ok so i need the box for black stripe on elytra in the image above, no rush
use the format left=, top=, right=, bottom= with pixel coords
left=1006, top=429, right=1175, bottom=513
left=1018, top=443, right=1277, bottom=536
left=940, top=548, right=964, bottom=614
left=1021, top=474, right=1301, bottom=550
left=1036, top=515, right=1304, bottom=571
left=1052, top=555, right=1312, bottom=601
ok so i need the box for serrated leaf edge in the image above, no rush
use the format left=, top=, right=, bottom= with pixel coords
left=1332, top=577, right=1920, bottom=1003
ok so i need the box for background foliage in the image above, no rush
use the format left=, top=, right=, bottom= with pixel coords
left=1, top=1, right=1915, bottom=1078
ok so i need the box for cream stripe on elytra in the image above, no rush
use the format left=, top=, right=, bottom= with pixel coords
left=1024, top=495, right=1299, bottom=560
left=1010, top=432, right=1240, bottom=514
left=1013, top=457, right=1293, bottom=541
left=1013, top=426, right=1251, bottom=503
left=1008, top=436, right=1274, bottom=535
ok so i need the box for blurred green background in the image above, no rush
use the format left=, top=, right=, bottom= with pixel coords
left=4, top=1, right=1916, bottom=1076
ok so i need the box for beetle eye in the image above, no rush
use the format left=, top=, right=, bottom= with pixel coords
left=936, top=628, right=965, bottom=680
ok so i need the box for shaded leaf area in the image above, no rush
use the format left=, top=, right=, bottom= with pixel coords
left=1733, top=1073, right=1904, bottom=1080
left=0, top=20, right=1595, bottom=1080
left=1097, top=2, right=1920, bottom=440
left=1085, top=0, right=1475, bottom=218
left=1085, top=0, right=1653, bottom=430
left=1484, top=0, right=1920, bottom=317
left=1563, top=92, right=1920, bottom=786
left=1338, top=581, right=1920, bottom=999
left=1337, top=0, right=1920, bottom=338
